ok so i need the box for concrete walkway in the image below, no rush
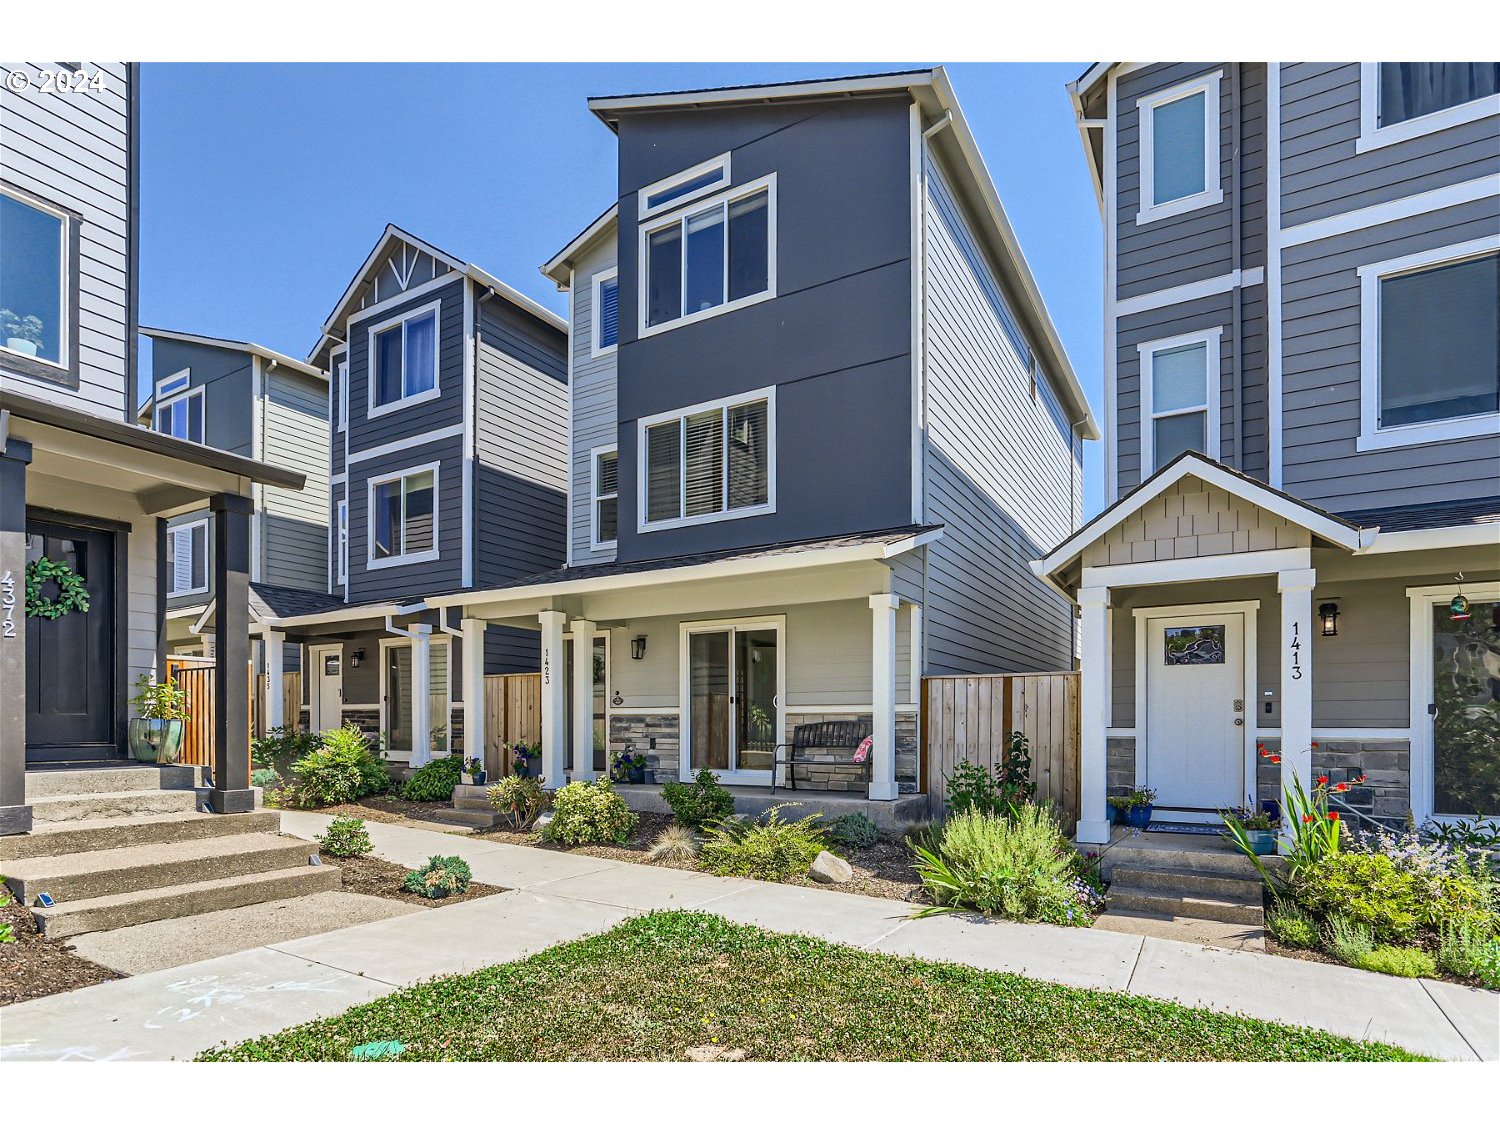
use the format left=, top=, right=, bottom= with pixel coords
left=2, top=812, right=1494, bottom=1062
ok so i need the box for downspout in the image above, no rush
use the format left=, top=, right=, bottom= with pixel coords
left=1230, top=63, right=1243, bottom=470
left=916, top=111, right=950, bottom=681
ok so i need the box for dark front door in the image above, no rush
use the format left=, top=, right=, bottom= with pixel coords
left=25, top=520, right=119, bottom=762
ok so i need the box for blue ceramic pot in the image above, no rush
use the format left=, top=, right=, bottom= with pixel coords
left=1124, top=804, right=1154, bottom=830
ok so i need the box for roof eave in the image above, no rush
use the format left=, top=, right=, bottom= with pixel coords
left=541, top=205, right=619, bottom=286
left=141, top=327, right=325, bottom=379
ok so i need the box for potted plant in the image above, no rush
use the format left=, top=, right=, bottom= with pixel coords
left=461, top=756, right=488, bottom=787
left=510, top=741, right=538, bottom=779
left=128, top=673, right=189, bottom=763
left=611, top=748, right=647, bottom=784
left=1222, top=804, right=1278, bottom=854
left=1, top=308, right=44, bottom=357
left=1108, top=786, right=1157, bottom=830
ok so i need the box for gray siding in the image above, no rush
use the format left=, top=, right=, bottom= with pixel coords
left=568, top=234, right=620, bottom=566
left=261, top=366, right=329, bottom=590
left=345, top=436, right=465, bottom=603
left=147, top=338, right=254, bottom=455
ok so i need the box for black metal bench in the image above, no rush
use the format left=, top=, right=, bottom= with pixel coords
left=772, top=721, right=872, bottom=792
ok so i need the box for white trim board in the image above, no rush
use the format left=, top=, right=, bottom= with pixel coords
left=1280, top=175, right=1498, bottom=249
left=1085, top=547, right=1310, bottom=589
left=1115, top=268, right=1263, bottom=318
left=346, top=422, right=464, bottom=466
left=1357, top=64, right=1500, bottom=154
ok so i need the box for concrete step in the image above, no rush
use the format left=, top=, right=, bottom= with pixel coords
left=28, top=789, right=201, bottom=824
left=33, top=864, right=342, bottom=939
left=24, top=765, right=199, bottom=799
left=431, top=807, right=501, bottom=829
left=0, top=809, right=281, bottom=861
left=1094, top=908, right=1265, bottom=952
left=3, top=833, right=317, bottom=903
left=1107, top=884, right=1265, bottom=926
left=452, top=794, right=496, bottom=812
left=1099, top=839, right=1269, bottom=879
left=1110, top=863, right=1263, bottom=902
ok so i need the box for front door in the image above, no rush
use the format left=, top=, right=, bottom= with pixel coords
left=1432, top=599, right=1500, bottom=819
left=310, top=645, right=342, bottom=732
left=25, top=520, right=118, bottom=762
left=1145, top=609, right=1246, bottom=812
left=683, top=620, right=781, bottom=782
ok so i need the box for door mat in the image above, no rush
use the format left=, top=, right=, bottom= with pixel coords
left=1143, top=822, right=1223, bottom=837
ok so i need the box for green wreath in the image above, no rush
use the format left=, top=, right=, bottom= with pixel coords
left=25, top=557, right=90, bottom=620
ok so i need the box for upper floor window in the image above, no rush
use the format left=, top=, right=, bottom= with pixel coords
left=369, top=463, right=438, bottom=568
left=0, top=186, right=68, bottom=369
left=1358, top=241, right=1499, bottom=451
left=1136, top=73, right=1223, bottom=226
left=592, top=268, right=618, bottom=356
left=1361, top=63, right=1500, bottom=151
left=638, top=153, right=730, bottom=220
left=1138, top=328, right=1222, bottom=474
left=336, top=499, right=349, bottom=584
left=592, top=446, right=618, bottom=547
left=335, top=355, right=348, bottom=432
left=640, top=174, right=775, bottom=338
left=640, top=390, right=773, bottom=531
left=155, top=386, right=205, bottom=444
left=167, top=519, right=209, bottom=597
left=368, top=302, right=438, bottom=416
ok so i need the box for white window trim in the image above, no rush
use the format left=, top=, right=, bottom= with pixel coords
left=1135, top=71, right=1224, bottom=227
left=637, top=386, right=776, bottom=534
left=378, top=634, right=454, bottom=761
left=168, top=518, right=210, bottom=597
left=155, top=385, right=206, bottom=443
left=0, top=183, right=70, bottom=373
left=1356, top=235, right=1500, bottom=452
left=1137, top=327, right=1223, bottom=475
left=366, top=298, right=442, bottom=419
left=638, top=151, right=731, bottom=220
left=590, top=267, right=619, bottom=358
left=155, top=369, right=191, bottom=398
left=336, top=356, right=349, bottom=432
left=637, top=172, right=778, bottom=341
left=590, top=443, right=618, bottom=549
left=336, top=499, right=349, bottom=584
left=366, top=460, right=441, bottom=570
left=1357, top=63, right=1500, bottom=154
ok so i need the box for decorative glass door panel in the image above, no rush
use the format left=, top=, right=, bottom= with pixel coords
left=1433, top=601, right=1500, bottom=817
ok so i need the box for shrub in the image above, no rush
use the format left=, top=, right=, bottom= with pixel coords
left=487, top=775, right=549, bottom=831
left=826, top=812, right=880, bottom=852
left=699, top=805, right=826, bottom=882
left=646, top=823, right=701, bottom=864
left=912, top=804, right=1093, bottom=927
left=1294, top=852, right=1420, bottom=943
left=1266, top=903, right=1319, bottom=949
left=251, top=767, right=281, bottom=790
left=1354, top=945, right=1437, bottom=979
left=660, top=769, right=735, bottom=829
left=321, top=724, right=391, bottom=797
left=403, top=855, right=472, bottom=899
left=253, top=725, right=320, bottom=774
left=1324, top=915, right=1375, bottom=967
left=1439, top=918, right=1500, bottom=988
left=945, top=761, right=1007, bottom=818
left=399, top=756, right=463, bottom=802
left=318, top=815, right=373, bottom=858
left=543, top=779, right=637, bottom=846
left=287, top=724, right=389, bottom=807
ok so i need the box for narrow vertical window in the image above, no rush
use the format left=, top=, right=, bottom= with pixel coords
left=592, top=448, right=618, bottom=547
left=592, top=270, right=619, bottom=355
left=336, top=500, right=348, bottom=583
left=1137, top=74, right=1222, bottom=224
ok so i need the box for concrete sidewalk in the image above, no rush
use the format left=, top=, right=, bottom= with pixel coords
left=2, top=812, right=1494, bottom=1062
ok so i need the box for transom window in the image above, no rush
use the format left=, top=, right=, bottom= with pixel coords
left=369, top=464, right=437, bottom=567
left=1139, top=328, right=1221, bottom=474
left=641, top=391, right=772, bottom=531
left=638, top=153, right=730, bottom=220
left=368, top=303, right=438, bottom=414
left=156, top=369, right=191, bottom=398
left=592, top=269, right=618, bottom=356
left=167, top=519, right=209, bottom=596
left=155, top=387, right=205, bottom=444
left=1137, top=73, right=1222, bottom=225
left=640, top=175, right=774, bottom=336
left=592, top=447, right=618, bottom=547
left=0, top=186, right=68, bottom=368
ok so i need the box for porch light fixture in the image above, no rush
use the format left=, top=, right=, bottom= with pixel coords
left=631, top=636, right=647, bottom=660
left=350, top=647, right=365, bottom=668
left=1318, top=602, right=1340, bottom=637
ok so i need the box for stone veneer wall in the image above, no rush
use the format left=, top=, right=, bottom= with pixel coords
left=342, top=708, right=381, bottom=741
left=609, top=713, right=681, bottom=780
left=1106, top=736, right=1136, bottom=797
left=1255, top=736, right=1412, bottom=825
left=776, top=712, right=920, bottom=794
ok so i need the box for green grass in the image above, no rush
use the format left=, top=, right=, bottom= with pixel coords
left=197, top=912, right=1425, bottom=1061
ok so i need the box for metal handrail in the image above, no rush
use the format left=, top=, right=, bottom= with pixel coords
left=1327, top=791, right=1390, bottom=835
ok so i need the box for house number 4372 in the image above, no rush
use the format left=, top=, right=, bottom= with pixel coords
left=1, top=570, right=16, bottom=639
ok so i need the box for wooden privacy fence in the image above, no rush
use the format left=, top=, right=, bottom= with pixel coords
left=923, top=672, right=1080, bottom=833
left=253, top=672, right=302, bottom=736
left=483, top=672, right=542, bottom=776
left=166, top=656, right=253, bottom=776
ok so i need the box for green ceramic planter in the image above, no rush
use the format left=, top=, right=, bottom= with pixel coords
left=129, top=718, right=184, bottom=763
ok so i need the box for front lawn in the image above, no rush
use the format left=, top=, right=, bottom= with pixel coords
left=197, top=911, right=1423, bottom=1061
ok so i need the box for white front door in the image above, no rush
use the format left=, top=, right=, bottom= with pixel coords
left=1144, top=609, right=1246, bottom=811
left=311, top=645, right=342, bottom=732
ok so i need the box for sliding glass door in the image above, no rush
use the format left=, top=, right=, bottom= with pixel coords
left=684, top=619, right=781, bottom=781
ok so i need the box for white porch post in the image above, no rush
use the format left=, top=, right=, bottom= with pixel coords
left=570, top=619, right=598, bottom=781
left=410, top=624, right=433, bottom=768
left=539, top=610, right=567, bottom=789
left=1278, top=568, right=1316, bottom=842
left=264, top=630, right=286, bottom=732
left=869, top=594, right=899, bottom=801
left=461, top=616, right=486, bottom=768
left=1077, top=586, right=1112, bottom=845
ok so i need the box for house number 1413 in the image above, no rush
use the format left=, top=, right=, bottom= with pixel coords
left=1288, top=620, right=1302, bottom=680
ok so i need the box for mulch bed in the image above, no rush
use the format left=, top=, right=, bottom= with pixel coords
left=321, top=852, right=505, bottom=908
left=0, top=897, right=120, bottom=1006
left=322, top=797, right=459, bottom=826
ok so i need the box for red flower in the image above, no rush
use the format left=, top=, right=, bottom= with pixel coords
left=1335, top=782, right=1350, bottom=792
left=1358, top=774, right=1368, bottom=783
left=1317, top=775, right=1328, bottom=785
left=1302, top=814, right=1315, bottom=824
left=1270, top=755, right=1282, bottom=765
left=1328, top=811, right=1340, bottom=821
left=1311, top=741, right=1320, bottom=748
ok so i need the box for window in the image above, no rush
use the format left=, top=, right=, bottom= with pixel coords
left=336, top=499, right=348, bottom=583
left=367, top=302, right=438, bottom=415
left=1138, top=328, right=1222, bottom=474
left=639, top=391, right=772, bottom=531
left=592, top=268, right=619, bottom=356
left=155, top=387, right=205, bottom=444
left=156, top=369, right=190, bottom=398
left=638, top=153, right=730, bottom=220
left=1136, top=73, right=1222, bottom=225
left=592, top=447, right=618, bottom=547
left=167, top=520, right=209, bottom=596
left=368, top=464, right=438, bottom=567
left=640, top=175, right=775, bottom=336
left=336, top=356, right=348, bottom=431
left=1358, top=241, right=1499, bottom=450
left=0, top=186, right=69, bottom=370
left=1361, top=63, right=1500, bottom=150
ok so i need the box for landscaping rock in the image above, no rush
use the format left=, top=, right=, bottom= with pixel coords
left=533, top=811, right=554, bottom=833
left=809, top=850, right=853, bottom=884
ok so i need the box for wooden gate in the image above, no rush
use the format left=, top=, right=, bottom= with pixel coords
left=923, top=672, right=1080, bottom=833
left=483, top=672, right=541, bottom=775
left=166, top=656, right=253, bottom=774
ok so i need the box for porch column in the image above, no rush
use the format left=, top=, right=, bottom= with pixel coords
left=570, top=619, right=598, bottom=781
left=264, top=630, right=286, bottom=732
left=1278, top=568, right=1316, bottom=842
left=409, top=624, right=433, bottom=768
left=209, top=493, right=254, bottom=813
left=1076, top=585, right=1112, bottom=845
left=539, top=610, right=567, bottom=789
left=0, top=438, right=33, bottom=835
left=461, top=616, right=486, bottom=768
left=869, top=594, right=899, bottom=801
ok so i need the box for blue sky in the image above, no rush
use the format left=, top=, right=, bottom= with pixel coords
left=139, top=62, right=1105, bottom=514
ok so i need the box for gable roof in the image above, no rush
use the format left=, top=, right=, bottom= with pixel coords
left=141, top=327, right=325, bottom=381
left=573, top=67, right=1098, bottom=440
left=541, top=204, right=618, bottom=286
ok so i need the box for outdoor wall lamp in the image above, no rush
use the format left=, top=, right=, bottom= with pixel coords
left=1318, top=602, right=1340, bottom=637
left=350, top=647, right=365, bottom=668
left=631, top=636, right=647, bottom=660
